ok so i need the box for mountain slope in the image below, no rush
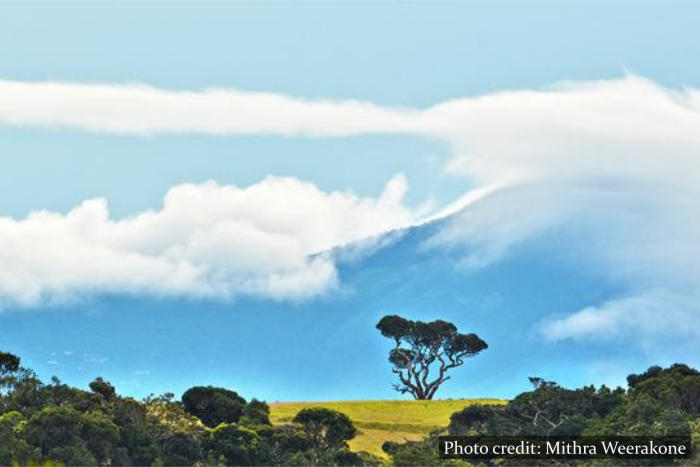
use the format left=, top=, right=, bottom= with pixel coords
left=0, top=211, right=683, bottom=401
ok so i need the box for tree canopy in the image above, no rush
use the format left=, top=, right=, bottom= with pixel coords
left=0, top=349, right=380, bottom=466
left=181, top=386, right=247, bottom=428
left=293, top=407, right=358, bottom=465
left=385, top=363, right=700, bottom=465
left=376, top=315, right=487, bottom=399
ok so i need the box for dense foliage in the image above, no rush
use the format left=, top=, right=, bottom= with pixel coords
left=0, top=350, right=380, bottom=466
left=376, top=315, right=487, bottom=400
left=3, top=345, right=700, bottom=466
left=383, top=364, right=700, bottom=465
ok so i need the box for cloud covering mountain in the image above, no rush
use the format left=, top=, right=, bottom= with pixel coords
left=1, top=75, right=700, bottom=350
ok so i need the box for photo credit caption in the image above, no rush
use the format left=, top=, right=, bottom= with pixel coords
left=438, top=436, right=691, bottom=460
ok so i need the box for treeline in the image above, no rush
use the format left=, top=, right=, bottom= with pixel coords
left=2, top=348, right=700, bottom=466
left=0, top=351, right=380, bottom=466
left=384, top=364, right=700, bottom=465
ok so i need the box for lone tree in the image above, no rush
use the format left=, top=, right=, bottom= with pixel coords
left=376, top=315, right=488, bottom=400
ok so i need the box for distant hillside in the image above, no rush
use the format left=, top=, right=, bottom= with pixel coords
left=269, top=399, right=506, bottom=457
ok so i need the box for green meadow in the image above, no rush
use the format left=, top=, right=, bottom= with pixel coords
left=269, top=399, right=507, bottom=457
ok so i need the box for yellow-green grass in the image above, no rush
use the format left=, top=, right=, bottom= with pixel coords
left=269, top=399, right=506, bottom=458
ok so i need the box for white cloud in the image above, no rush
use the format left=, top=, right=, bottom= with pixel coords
left=541, top=290, right=700, bottom=343
left=0, top=80, right=421, bottom=136
left=427, top=75, right=700, bottom=185
left=0, top=174, right=419, bottom=306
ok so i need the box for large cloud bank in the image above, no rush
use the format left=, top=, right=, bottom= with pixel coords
left=423, top=77, right=700, bottom=345
left=0, top=175, right=417, bottom=306
left=2, top=75, right=700, bottom=347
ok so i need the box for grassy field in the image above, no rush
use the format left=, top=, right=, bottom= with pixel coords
left=269, top=399, right=506, bottom=458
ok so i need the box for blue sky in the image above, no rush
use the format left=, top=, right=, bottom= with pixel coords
left=1, top=2, right=700, bottom=400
